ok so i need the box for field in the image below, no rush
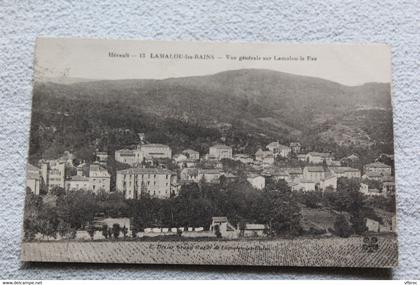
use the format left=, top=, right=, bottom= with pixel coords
left=21, top=235, right=398, bottom=267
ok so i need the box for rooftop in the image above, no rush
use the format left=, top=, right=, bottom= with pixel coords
left=307, top=152, right=331, bottom=157
left=305, top=166, right=326, bottom=172
left=245, top=224, right=266, bottom=230
left=364, top=171, right=383, bottom=177
left=210, top=144, right=232, bottom=150
left=365, top=162, right=391, bottom=168
left=199, top=168, right=223, bottom=174
left=182, top=149, right=199, bottom=154
left=116, top=149, right=135, bottom=155
left=247, top=173, right=263, bottom=179
left=212, top=217, right=228, bottom=223
left=329, top=166, right=360, bottom=173
left=141, top=144, right=171, bottom=148
left=27, top=163, right=39, bottom=173
left=67, top=175, right=89, bottom=182
left=118, top=167, right=174, bottom=175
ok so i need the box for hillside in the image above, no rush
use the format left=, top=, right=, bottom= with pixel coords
left=29, top=69, right=393, bottom=161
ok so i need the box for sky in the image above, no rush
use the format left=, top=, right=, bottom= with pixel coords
left=35, top=38, right=391, bottom=86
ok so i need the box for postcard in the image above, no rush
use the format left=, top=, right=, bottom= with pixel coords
left=21, top=38, right=397, bottom=267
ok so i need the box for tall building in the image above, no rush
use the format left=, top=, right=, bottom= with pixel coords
left=26, top=163, right=41, bottom=195
left=266, top=142, right=291, bottom=158
left=116, top=167, right=176, bottom=199
left=363, top=162, right=392, bottom=176
left=115, top=149, right=142, bottom=165
left=209, top=144, right=232, bottom=160
left=89, top=164, right=111, bottom=193
left=140, top=144, right=172, bottom=160
left=40, top=160, right=65, bottom=191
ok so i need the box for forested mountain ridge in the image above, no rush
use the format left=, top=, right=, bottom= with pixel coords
left=29, top=69, right=393, bottom=162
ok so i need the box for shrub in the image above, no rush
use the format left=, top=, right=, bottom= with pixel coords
left=112, top=223, right=121, bottom=239
left=333, top=214, right=353, bottom=238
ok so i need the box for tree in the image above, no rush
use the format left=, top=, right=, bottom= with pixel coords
left=122, top=226, right=128, bottom=239
left=350, top=212, right=368, bottom=235
left=131, top=227, right=138, bottom=238
left=112, top=223, right=121, bottom=239
left=57, top=219, right=72, bottom=239
left=87, top=224, right=96, bottom=240
left=333, top=214, right=352, bottom=238
left=101, top=224, right=109, bottom=239
left=215, top=225, right=222, bottom=238
left=260, top=188, right=302, bottom=236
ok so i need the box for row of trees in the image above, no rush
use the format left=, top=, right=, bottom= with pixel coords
left=24, top=175, right=392, bottom=241
left=23, top=177, right=302, bottom=240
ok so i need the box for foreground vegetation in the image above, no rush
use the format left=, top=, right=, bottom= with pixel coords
left=23, top=176, right=395, bottom=241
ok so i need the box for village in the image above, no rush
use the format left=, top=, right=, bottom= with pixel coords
left=24, top=131, right=396, bottom=240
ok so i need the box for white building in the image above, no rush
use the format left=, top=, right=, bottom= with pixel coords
left=182, top=149, right=200, bottom=161
left=293, top=166, right=337, bottom=191
left=26, top=163, right=41, bottom=195
left=173, top=153, right=188, bottom=163
left=305, top=152, right=333, bottom=165
left=247, top=174, right=265, bottom=190
left=363, top=162, right=392, bottom=176
left=329, top=166, right=361, bottom=179
left=255, top=149, right=275, bottom=165
left=266, top=142, right=291, bottom=158
left=140, top=144, right=172, bottom=160
left=96, top=151, right=109, bottom=163
left=40, top=160, right=66, bottom=191
left=232, top=154, right=254, bottom=164
left=65, top=175, right=90, bottom=191
left=115, top=149, right=141, bottom=165
left=65, top=164, right=111, bottom=193
left=180, top=168, right=223, bottom=184
left=89, top=164, right=111, bottom=193
left=198, top=169, right=223, bottom=183
left=116, top=167, right=176, bottom=199
left=261, top=168, right=290, bottom=182
left=290, top=142, right=302, bottom=154
left=209, top=144, right=232, bottom=160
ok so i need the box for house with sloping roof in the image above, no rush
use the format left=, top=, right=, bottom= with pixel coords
left=303, top=166, right=327, bottom=181
left=115, top=148, right=141, bottom=165
left=26, top=163, right=41, bottom=195
left=363, top=162, right=392, bottom=176
left=140, top=144, right=172, bottom=160
left=247, top=173, right=265, bottom=190
left=209, top=144, right=232, bottom=160
left=210, top=217, right=238, bottom=239
left=89, top=164, right=111, bottom=193
left=305, top=152, right=333, bottom=165
left=65, top=175, right=90, bottom=191
left=289, top=142, right=302, bottom=154
left=329, top=166, right=361, bottom=179
left=266, top=142, right=291, bottom=158
left=255, top=149, right=274, bottom=165
left=243, top=224, right=267, bottom=237
left=182, top=149, right=200, bottom=160
left=232, top=154, right=254, bottom=164
left=116, top=167, right=176, bottom=199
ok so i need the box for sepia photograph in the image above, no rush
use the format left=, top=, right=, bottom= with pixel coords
left=21, top=38, right=397, bottom=267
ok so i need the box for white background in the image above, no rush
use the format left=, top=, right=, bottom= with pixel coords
left=0, top=0, right=419, bottom=280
